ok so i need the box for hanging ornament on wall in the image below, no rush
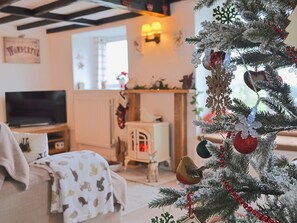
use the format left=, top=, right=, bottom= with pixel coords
left=233, top=132, right=258, bottom=154
left=243, top=70, right=267, bottom=92
left=121, top=0, right=131, bottom=7
left=162, top=0, right=168, bottom=15
left=196, top=136, right=212, bottom=159
left=146, top=0, right=153, bottom=11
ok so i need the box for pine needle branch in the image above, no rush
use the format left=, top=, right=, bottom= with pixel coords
left=148, top=187, right=184, bottom=209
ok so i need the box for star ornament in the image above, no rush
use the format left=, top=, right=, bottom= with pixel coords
left=235, top=114, right=262, bottom=139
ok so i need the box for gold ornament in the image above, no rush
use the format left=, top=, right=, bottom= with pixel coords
left=205, top=63, right=232, bottom=117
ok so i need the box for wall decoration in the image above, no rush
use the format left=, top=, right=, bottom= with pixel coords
left=3, top=37, right=40, bottom=64
left=133, top=37, right=142, bottom=54
left=173, top=30, right=184, bottom=47
left=76, top=53, right=84, bottom=70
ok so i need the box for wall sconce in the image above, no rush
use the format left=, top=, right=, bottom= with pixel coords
left=141, top=22, right=162, bottom=44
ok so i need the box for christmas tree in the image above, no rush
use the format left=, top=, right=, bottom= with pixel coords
left=149, top=1, right=297, bottom=223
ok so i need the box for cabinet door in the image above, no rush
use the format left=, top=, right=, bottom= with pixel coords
left=136, top=129, right=152, bottom=160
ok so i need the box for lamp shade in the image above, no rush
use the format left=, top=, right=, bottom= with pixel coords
left=141, top=24, right=152, bottom=36
left=151, top=22, right=162, bottom=34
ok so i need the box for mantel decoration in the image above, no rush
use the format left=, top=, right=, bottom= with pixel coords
left=3, top=36, right=40, bottom=64
left=116, top=71, right=129, bottom=90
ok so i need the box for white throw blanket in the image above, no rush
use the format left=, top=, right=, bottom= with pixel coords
left=32, top=150, right=114, bottom=223
left=0, top=123, right=29, bottom=190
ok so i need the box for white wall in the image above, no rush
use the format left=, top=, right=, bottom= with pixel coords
left=0, top=0, right=199, bottom=162
left=45, top=0, right=197, bottom=157
left=0, top=25, right=53, bottom=122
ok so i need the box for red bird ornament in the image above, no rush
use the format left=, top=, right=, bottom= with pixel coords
left=176, top=156, right=207, bottom=185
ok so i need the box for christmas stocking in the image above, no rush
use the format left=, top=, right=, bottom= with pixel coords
left=116, top=92, right=128, bottom=129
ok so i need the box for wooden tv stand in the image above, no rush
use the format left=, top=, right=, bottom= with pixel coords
left=11, top=124, right=69, bottom=155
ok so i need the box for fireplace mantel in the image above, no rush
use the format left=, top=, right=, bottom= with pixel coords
left=124, top=89, right=195, bottom=171
left=124, top=89, right=195, bottom=94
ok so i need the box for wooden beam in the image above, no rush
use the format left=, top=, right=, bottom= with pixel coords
left=95, top=12, right=141, bottom=25
left=46, top=24, right=87, bottom=34
left=80, top=0, right=171, bottom=16
left=0, top=0, right=20, bottom=9
left=33, top=0, right=77, bottom=16
left=17, top=6, right=112, bottom=31
left=46, top=12, right=141, bottom=33
left=17, top=20, right=59, bottom=31
left=0, top=15, right=24, bottom=24
left=67, top=6, right=111, bottom=19
left=174, top=93, right=187, bottom=171
left=1, top=5, right=108, bottom=27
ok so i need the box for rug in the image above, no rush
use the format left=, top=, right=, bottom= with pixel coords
left=122, top=181, right=161, bottom=215
left=117, top=163, right=176, bottom=187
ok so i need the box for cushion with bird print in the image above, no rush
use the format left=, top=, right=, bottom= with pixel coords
left=12, top=132, right=49, bottom=163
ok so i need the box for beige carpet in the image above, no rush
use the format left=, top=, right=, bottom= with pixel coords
left=117, top=163, right=176, bottom=187
left=121, top=177, right=186, bottom=223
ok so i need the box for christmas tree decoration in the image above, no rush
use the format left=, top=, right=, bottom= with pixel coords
left=235, top=114, right=262, bottom=139
left=150, top=1, right=297, bottom=222
left=176, top=156, right=207, bottom=185
left=203, top=50, right=226, bottom=70
left=219, top=146, right=280, bottom=223
left=243, top=70, right=267, bottom=92
left=191, top=48, right=203, bottom=68
left=284, top=6, right=297, bottom=49
left=181, top=214, right=202, bottom=223
left=196, top=140, right=212, bottom=158
left=205, top=63, right=232, bottom=116
left=213, top=3, right=238, bottom=24
left=233, top=132, right=258, bottom=154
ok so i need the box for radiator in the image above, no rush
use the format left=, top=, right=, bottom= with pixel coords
left=74, top=97, right=114, bottom=148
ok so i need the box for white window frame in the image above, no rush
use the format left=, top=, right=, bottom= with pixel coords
left=96, top=35, right=128, bottom=90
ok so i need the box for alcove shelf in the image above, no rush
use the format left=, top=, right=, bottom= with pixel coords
left=124, top=89, right=195, bottom=171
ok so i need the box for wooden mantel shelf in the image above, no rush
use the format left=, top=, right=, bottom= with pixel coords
left=125, top=89, right=194, bottom=171
left=124, top=89, right=195, bottom=94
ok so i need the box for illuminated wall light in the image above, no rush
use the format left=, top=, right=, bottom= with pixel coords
left=141, top=22, right=162, bottom=44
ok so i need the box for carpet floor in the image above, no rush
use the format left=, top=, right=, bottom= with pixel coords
left=117, top=162, right=176, bottom=187
left=116, top=163, right=187, bottom=223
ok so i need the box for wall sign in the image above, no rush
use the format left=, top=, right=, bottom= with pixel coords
left=3, top=37, right=40, bottom=64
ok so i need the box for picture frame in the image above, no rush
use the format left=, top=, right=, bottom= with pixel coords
left=3, top=37, right=40, bottom=64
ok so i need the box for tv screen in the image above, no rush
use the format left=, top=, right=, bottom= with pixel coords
left=5, top=90, right=67, bottom=127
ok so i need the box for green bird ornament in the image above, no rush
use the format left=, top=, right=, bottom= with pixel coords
left=176, top=156, right=207, bottom=185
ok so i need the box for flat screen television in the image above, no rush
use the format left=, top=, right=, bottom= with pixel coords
left=5, top=90, right=67, bottom=127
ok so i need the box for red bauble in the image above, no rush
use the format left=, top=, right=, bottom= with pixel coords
left=233, top=132, right=258, bottom=154
left=203, top=51, right=226, bottom=70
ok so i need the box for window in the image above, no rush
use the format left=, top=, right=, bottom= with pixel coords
left=97, top=37, right=128, bottom=89
left=71, top=26, right=128, bottom=90
left=230, top=66, right=297, bottom=111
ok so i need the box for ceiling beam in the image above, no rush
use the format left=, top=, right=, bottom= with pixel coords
left=0, top=15, right=24, bottom=24
left=0, top=0, right=20, bottom=9
left=47, top=12, right=141, bottom=34
left=16, top=6, right=112, bottom=31
left=80, top=0, right=171, bottom=16
left=0, top=5, right=113, bottom=27
left=33, top=0, right=77, bottom=16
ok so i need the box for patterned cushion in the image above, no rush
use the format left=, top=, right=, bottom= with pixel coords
left=12, top=132, right=49, bottom=163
